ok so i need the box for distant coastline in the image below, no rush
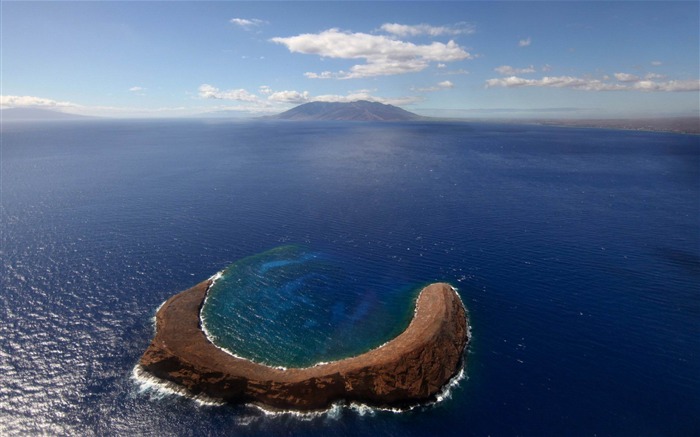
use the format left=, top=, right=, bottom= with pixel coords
left=424, top=116, right=700, bottom=135
left=0, top=107, right=97, bottom=122
left=523, top=117, right=700, bottom=135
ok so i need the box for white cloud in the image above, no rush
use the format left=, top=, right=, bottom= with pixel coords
left=485, top=74, right=700, bottom=92
left=379, top=22, right=475, bottom=37
left=542, top=64, right=552, bottom=72
left=197, top=84, right=419, bottom=109
left=261, top=87, right=420, bottom=107
left=413, top=80, right=455, bottom=92
left=651, top=60, right=662, bottom=66
left=313, top=91, right=421, bottom=106
left=0, top=95, right=78, bottom=108
left=494, top=65, right=536, bottom=75
left=198, top=84, right=258, bottom=102
left=271, top=28, right=472, bottom=79
left=437, top=63, right=447, bottom=69
left=518, top=37, right=532, bottom=47
left=267, top=90, right=311, bottom=104
left=304, top=71, right=335, bottom=79
left=614, top=72, right=641, bottom=82
left=485, top=75, right=617, bottom=91
left=630, top=79, right=700, bottom=92
left=129, top=86, right=145, bottom=92
left=343, top=58, right=434, bottom=78
left=230, top=18, right=267, bottom=29
left=1, top=95, right=203, bottom=118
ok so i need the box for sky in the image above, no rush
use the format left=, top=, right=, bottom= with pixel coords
left=1, top=1, right=699, bottom=119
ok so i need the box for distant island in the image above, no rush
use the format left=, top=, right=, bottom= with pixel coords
left=267, top=100, right=426, bottom=122
left=138, top=280, right=469, bottom=410
left=528, top=117, right=700, bottom=135
left=0, top=107, right=94, bottom=121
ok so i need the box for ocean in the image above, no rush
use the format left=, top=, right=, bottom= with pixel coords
left=1, top=119, right=698, bottom=435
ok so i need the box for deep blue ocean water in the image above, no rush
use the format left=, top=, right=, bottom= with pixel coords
left=1, top=119, right=698, bottom=436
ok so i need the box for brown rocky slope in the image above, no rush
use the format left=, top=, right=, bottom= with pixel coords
left=138, top=280, right=469, bottom=410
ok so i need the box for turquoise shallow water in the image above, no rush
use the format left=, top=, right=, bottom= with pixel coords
left=201, top=245, right=418, bottom=368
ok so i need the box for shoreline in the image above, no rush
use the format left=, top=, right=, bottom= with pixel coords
left=138, top=280, right=469, bottom=411
left=511, top=117, right=700, bottom=136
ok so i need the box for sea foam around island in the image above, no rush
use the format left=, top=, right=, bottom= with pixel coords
left=133, top=255, right=472, bottom=419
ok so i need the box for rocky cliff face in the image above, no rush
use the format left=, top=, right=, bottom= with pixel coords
left=139, top=280, right=469, bottom=411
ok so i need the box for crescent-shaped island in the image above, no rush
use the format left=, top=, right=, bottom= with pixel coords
left=138, top=279, right=469, bottom=411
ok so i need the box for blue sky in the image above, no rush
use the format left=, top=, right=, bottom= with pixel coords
left=2, top=1, right=698, bottom=118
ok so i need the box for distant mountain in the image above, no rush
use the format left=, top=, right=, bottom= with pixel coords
left=1, top=107, right=94, bottom=121
left=269, top=101, right=425, bottom=121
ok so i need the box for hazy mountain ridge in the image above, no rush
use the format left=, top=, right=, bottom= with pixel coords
left=1, top=107, right=94, bottom=121
left=269, top=101, right=425, bottom=121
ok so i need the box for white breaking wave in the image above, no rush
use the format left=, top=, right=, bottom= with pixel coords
left=209, top=270, right=224, bottom=283
left=150, top=300, right=167, bottom=332
left=131, top=365, right=224, bottom=407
